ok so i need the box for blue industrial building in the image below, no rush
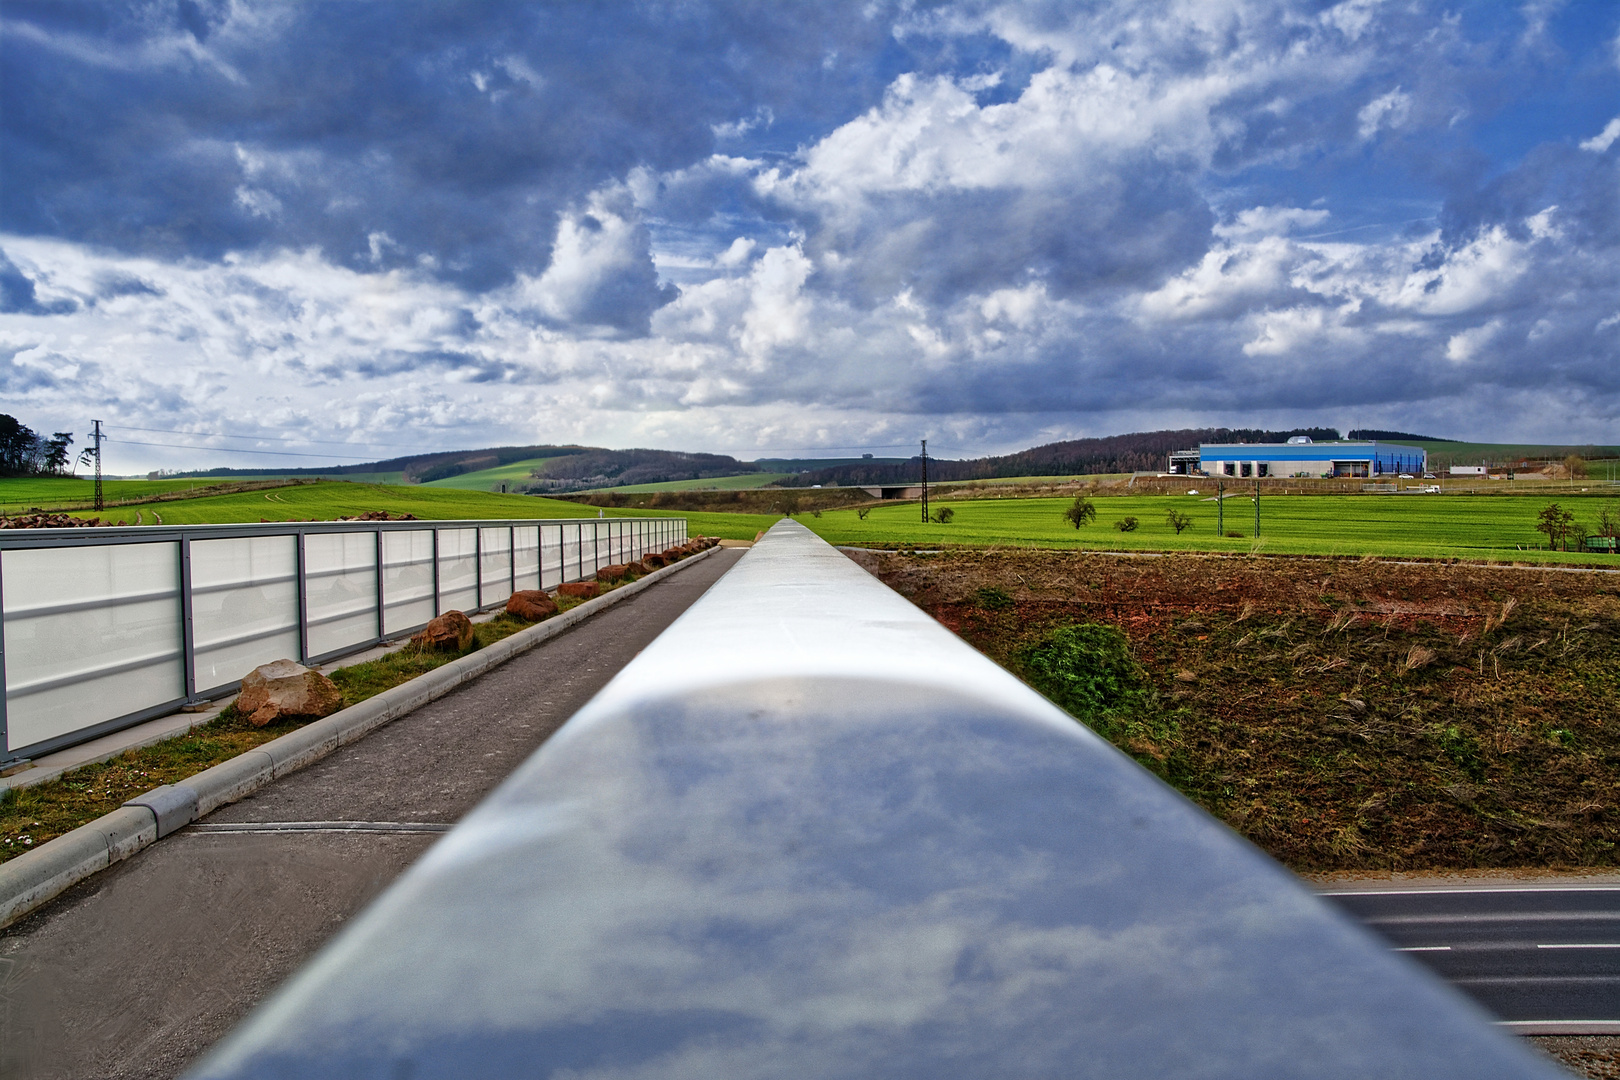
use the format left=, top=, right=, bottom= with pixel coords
left=1168, top=437, right=1427, bottom=479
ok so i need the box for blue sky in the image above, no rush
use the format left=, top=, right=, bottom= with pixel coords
left=2, top=0, right=1617, bottom=470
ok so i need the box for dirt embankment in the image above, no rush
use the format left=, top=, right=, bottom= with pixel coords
left=854, top=549, right=1620, bottom=873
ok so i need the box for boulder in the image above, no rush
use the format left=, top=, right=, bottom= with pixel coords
left=596, top=564, right=630, bottom=583
left=506, top=590, right=558, bottom=621
left=235, top=660, right=343, bottom=728
left=624, top=561, right=650, bottom=576
left=557, top=581, right=599, bottom=599
left=413, top=610, right=475, bottom=652
left=642, top=553, right=667, bottom=569
left=660, top=547, right=685, bottom=562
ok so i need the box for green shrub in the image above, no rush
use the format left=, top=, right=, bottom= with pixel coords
left=1020, top=624, right=1149, bottom=735
left=1115, top=516, right=1139, bottom=532
left=973, top=585, right=1013, bottom=610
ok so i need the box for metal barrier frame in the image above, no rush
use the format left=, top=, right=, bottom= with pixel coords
left=0, top=516, right=686, bottom=765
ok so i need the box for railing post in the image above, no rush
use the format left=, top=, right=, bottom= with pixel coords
left=0, top=556, right=10, bottom=765
left=475, top=527, right=483, bottom=611
left=431, top=528, right=441, bottom=617
left=374, top=529, right=385, bottom=640
left=179, top=535, right=197, bottom=702
left=509, top=526, right=516, bottom=598
left=295, top=530, right=309, bottom=664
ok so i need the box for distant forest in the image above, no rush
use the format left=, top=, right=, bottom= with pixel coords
left=790, top=427, right=1344, bottom=487
left=0, top=414, right=76, bottom=477
left=517, top=449, right=760, bottom=492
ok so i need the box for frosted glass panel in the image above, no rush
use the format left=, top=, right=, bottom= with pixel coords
left=382, top=530, right=435, bottom=636
left=191, top=535, right=299, bottom=693
left=540, top=525, right=564, bottom=589
left=3, top=543, right=183, bottom=752
left=479, top=528, right=513, bottom=607
left=306, top=532, right=379, bottom=659
left=513, top=527, right=540, bottom=592
left=560, top=524, right=583, bottom=584
left=437, top=528, right=478, bottom=613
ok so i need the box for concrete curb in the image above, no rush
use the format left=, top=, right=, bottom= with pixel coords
left=0, top=544, right=721, bottom=929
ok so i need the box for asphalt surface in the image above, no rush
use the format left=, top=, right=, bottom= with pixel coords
left=0, top=547, right=744, bottom=1080
left=1325, top=885, right=1620, bottom=1029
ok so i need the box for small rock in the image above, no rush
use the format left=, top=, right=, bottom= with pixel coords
left=558, top=581, right=599, bottom=599
left=413, top=610, right=474, bottom=651
left=596, top=564, right=630, bottom=583
left=642, top=553, right=667, bottom=569
left=624, top=561, right=650, bottom=576
left=235, top=660, right=343, bottom=728
left=506, top=590, right=558, bottom=621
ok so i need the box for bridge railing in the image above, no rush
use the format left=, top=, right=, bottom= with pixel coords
left=190, top=519, right=1560, bottom=1079
left=0, top=515, right=686, bottom=765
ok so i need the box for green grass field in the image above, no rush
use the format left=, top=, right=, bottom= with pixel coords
left=9, top=475, right=1617, bottom=562
left=0, top=477, right=251, bottom=513
left=599, top=473, right=793, bottom=493
left=1413, top=440, right=1620, bottom=466
left=419, top=457, right=565, bottom=491
left=802, top=492, right=1620, bottom=565
left=1, top=479, right=778, bottom=540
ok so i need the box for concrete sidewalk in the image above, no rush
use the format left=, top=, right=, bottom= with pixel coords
left=0, top=547, right=744, bottom=1080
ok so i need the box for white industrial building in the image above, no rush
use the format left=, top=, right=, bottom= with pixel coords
left=1167, top=437, right=1427, bottom=479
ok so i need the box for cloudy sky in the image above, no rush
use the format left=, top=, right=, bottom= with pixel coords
left=2, top=1, right=1617, bottom=470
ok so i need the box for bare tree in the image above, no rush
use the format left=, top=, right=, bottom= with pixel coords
left=1535, top=503, right=1575, bottom=551
left=1065, top=496, right=1096, bottom=528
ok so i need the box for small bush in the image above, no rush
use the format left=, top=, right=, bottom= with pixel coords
left=1115, top=516, right=1139, bottom=532
left=856, top=506, right=872, bottom=520
left=931, top=507, right=955, bottom=523
left=973, top=585, right=1013, bottom=610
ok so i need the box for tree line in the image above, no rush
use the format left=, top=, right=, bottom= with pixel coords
left=790, top=427, right=1344, bottom=487
left=0, top=414, right=75, bottom=477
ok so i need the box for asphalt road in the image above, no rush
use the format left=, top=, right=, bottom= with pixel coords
left=0, top=547, right=744, bottom=1080
left=1324, top=885, right=1620, bottom=1031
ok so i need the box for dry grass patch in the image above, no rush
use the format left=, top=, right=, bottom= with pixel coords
left=854, top=548, right=1620, bottom=873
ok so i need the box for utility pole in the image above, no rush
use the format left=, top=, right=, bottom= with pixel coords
left=1253, top=476, right=1261, bottom=538
left=920, top=439, right=929, bottom=523
left=1217, top=478, right=1224, bottom=536
left=81, top=419, right=105, bottom=511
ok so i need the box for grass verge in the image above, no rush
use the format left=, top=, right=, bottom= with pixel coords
left=0, top=589, right=607, bottom=865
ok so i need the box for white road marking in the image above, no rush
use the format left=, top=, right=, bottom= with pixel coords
left=189, top=821, right=452, bottom=834
left=1537, top=943, right=1620, bottom=949
left=1396, top=946, right=1451, bottom=952
left=1320, top=886, right=1620, bottom=897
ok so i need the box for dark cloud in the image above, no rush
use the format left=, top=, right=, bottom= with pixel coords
left=0, top=249, right=76, bottom=314
left=1, top=1, right=920, bottom=315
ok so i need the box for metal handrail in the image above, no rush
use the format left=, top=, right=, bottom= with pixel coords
left=188, top=520, right=1560, bottom=1078
left=1, top=515, right=687, bottom=764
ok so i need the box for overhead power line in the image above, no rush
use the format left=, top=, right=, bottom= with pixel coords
left=108, top=424, right=427, bottom=450
left=108, top=438, right=382, bottom=462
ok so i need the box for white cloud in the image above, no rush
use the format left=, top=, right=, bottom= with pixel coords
left=1357, top=87, right=1410, bottom=140
left=1445, top=318, right=1502, bottom=363
left=1579, top=117, right=1620, bottom=153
